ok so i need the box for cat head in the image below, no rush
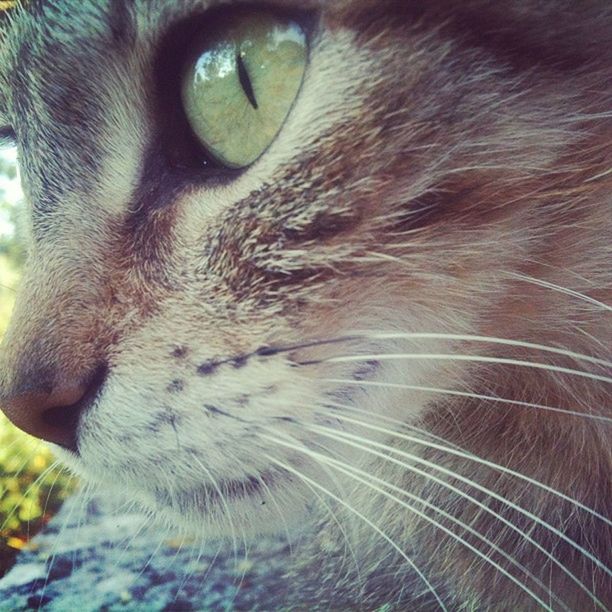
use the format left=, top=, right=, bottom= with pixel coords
left=0, top=2, right=610, bottom=598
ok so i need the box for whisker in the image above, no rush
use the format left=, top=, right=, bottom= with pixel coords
left=0, top=434, right=31, bottom=458
left=327, top=411, right=612, bottom=527
left=0, top=442, right=45, bottom=500
left=192, top=456, right=240, bottom=567
left=71, top=486, right=92, bottom=572
left=321, top=400, right=467, bottom=452
left=195, top=539, right=224, bottom=597
left=304, top=353, right=612, bottom=385
left=322, top=378, right=612, bottom=423
left=22, top=461, right=65, bottom=540
left=262, top=427, right=366, bottom=587
left=208, top=447, right=267, bottom=608
left=309, top=425, right=612, bottom=580
left=264, top=453, right=449, bottom=611
left=39, top=462, right=68, bottom=525
left=177, top=538, right=221, bottom=601
left=38, top=485, right=87, bottom=607
left=355, top=332, right=611, bottom=369
left=162, top=531, right=190, bottom=576
left=253, top=472, right=295, bottom=555
left=267, top=434, right=563, bottom=612
left=263, top=411, right=357, bottom=505
left=108, top=512, right=155, bottom=573
left=228, top=524, right=250, bottom=610
left=505, top=272, right=612, bottom=312
left=133, top=534, right=166, bottom=587
left=0, top=443, right=47, bottom=532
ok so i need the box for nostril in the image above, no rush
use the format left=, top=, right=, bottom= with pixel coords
left=44, top=365, right=108, bottom=452
left=0, top=364, right=107, bottom=453
left=42, top=402, right=83, bottom=431
left=43, top=366, right=107, bottom=424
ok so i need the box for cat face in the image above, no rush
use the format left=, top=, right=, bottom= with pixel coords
left=0, top=1, right=610, bottom=608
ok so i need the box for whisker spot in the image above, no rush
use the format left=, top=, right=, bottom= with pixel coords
left=167, top=379, right=185, bottom=393
left=197, top=361, right=218, bottom=376
left=171, top=346, right=189, bottom=359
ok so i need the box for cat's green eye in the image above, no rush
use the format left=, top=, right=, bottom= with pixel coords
left=181, top=11, right=307, bottom=169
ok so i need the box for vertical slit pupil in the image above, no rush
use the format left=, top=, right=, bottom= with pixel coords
left=237, top=52, right=258, bottom=110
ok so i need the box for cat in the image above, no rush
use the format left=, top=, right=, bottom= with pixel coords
left=0, top=0, right=610, bottom=609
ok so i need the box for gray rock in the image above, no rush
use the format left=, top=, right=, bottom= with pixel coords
left=0, top=496, right=296, bottom=611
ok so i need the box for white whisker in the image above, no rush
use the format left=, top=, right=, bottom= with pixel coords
left=192, top=456, right=240, bottom=566
left=0, top=441, right=45, bottom=503
left=23, top=461, right=65, bottom=540
left=39, top=462, right=68, bottom=525
left=38, top=486, right=88, bottom=606
left=0, top=449, right=54, bottom=532
left=311, top=353, right=612, bottom=385
left=355, top=332, right=611, bottom=368
left=309, top=425, right=612, bottom=581
left=108, top=511, right=155, bottom=573
left=321, top=400, right=467, bottom=451
left=262, top=427, right=366, bottom=588
left=328, top=411, right=612, bottom=527
left=322, top=378, right=612, bottom=422
left=133, top=536, right=166, bottom=586
left=195, top=540, right=224, bottom=597
left=264, top=453, right=448, bottom=611
left=505, top=272, right=612, bottom=312
left=267, top=434, right=562, bottom=612
left=253, top=472, right=294, bottom=555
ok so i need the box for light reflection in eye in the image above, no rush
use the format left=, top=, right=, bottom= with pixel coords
left=269, top=24, right=305, bottom=48
left=194, top=43, right=236, bottom=83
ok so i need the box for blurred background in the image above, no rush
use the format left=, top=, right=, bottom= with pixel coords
left=0, top=146, right=76, bottom=577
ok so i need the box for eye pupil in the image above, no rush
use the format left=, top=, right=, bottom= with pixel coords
left=236, top=52, right=259, bottom=110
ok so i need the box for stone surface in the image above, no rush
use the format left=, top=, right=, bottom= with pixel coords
left=0, top=496, right=296, bottom=611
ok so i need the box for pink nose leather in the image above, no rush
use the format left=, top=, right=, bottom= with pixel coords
left=1, top=385, right=87, bottom=450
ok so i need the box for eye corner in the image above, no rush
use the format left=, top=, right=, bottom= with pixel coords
left=0, top=126, right=17, bottom=148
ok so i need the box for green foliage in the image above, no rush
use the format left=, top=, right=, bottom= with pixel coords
left=0, top=417, right=77, bottom=575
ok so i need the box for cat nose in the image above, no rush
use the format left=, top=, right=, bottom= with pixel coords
left=1, top=385, right=87, bottom=451
left=0, top=367, right=106, bottom=452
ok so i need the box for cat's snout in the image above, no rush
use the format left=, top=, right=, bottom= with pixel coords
left=0, top=366, right=107, bottom=452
